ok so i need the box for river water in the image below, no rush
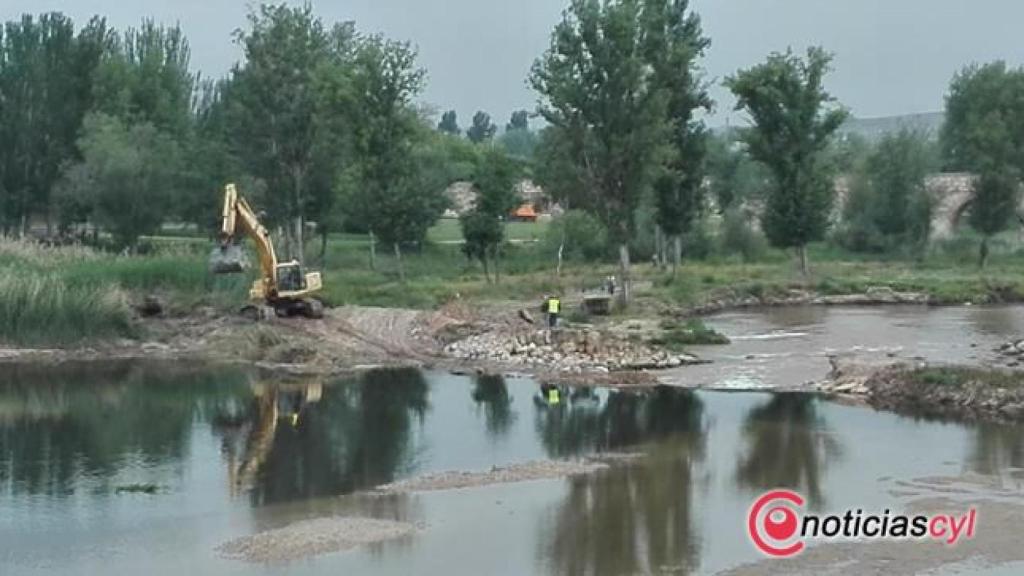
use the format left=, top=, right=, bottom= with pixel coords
left=674, top=304, right=1024, bottom=389
left=2, top=306, right=1023, bottom=575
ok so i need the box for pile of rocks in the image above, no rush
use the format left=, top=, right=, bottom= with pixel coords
left=444, top=327, right=701, bottom=373
left=997, top=339, right=1024, bottom=366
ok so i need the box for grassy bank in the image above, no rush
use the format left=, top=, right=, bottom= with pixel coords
left=0, top=239, right=247, bottom=345
left=906, top=367, right=1023, bottom=389
left=5, top=221, right=1024, bottom=347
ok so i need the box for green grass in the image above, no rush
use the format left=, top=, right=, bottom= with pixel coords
left=0, top=271, right=135, bottom=345
left=650, top=318, right=730, bottom=349
left=0, top=239, right=248, bottom=345
left=907, top=367, right=1023, bottom=389
left=426, top=218, right=548, bottom=243
left=8, top=221, right=1024, bottom=347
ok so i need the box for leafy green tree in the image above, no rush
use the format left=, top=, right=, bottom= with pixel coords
left=506, top=110, right=529, bottom=132
left=0, top=13, right=110, bottom=235
left=460, top=210, right=502, bottom=281
left=941, top=62, right=1024, bottom=267
left=176, top=79, right=242, bottom=233
left=497, top=128, right=539, bottom=163
left=460, top=148, right=521, bottom=282
left=839, top=130, right=935, bottom=255
left=345, top=36, right=442, bottom=281
left=92, top=21, right=195, bottom=139
left=467, top=110, right=497, bottom=144
left=645, top=0, right=712, bottom=279
left=58, top=114, right=181, bottom=250
left=497, top=109, right=538, bottom=162
left=705, top=132, right=768, bottom=212
left=725, top=47, right=848, bottom=275
left=417, top=127, right=481, bottom=185
left=970, top=169, right=1018, bottom=268
left=437, top=109, right=461, bottom=135
left=828, top=132, right=872, bottom=175
left=531, top=0, right=670, bottom=303
left=533, top=126, right=592, bottom=212
left=542, top=209, right=609, bottom=273
left=227, top=4, right=353, bottom=263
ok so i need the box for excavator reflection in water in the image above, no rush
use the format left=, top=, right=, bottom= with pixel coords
left=218, top=377, right=323, bottom=497
left=213, top=367, right=428, bottom=504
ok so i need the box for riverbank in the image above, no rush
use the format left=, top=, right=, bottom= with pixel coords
left=6, top=236, right=1024, bottom=402
left=5, top=235, right=1024, bottom=348
left=820, top=356, right=1024, bottom=421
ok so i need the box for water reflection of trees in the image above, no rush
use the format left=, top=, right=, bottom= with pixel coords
left=541, top=387, right=706, bottom=575
left=969, top=421, right=1024, bottom=475
left=734, top=393, right=841, bottom=507
left=0, top=362, right=248, bottom=497
left=0, top=363, right=433, bottom=507
left=219, top=367, right=429, bottom=506
left=535, top=386, right=704, bottom=457
left=471, top=374, right=516, bottom=438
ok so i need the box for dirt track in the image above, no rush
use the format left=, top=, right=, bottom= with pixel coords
left=0, top=304, right=462, bottom=371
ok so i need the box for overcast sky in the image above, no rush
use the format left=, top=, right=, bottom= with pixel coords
left=5, top=0, right=1024, bottom=126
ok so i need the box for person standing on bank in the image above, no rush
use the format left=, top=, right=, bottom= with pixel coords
left=543, top=294, right=561, bottom=328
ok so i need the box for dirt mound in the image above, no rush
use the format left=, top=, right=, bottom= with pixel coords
left=218, top=517, right=415, bottom=563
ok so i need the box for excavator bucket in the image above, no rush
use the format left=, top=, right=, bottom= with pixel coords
left=209, top=244, right=248, bottom=274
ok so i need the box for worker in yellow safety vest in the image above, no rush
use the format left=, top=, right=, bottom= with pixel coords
left=540, top=384, right=561, bottom=406
left=545, top=294, right=561, bottom=328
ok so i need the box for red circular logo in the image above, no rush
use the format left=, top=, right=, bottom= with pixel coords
left=747, top=490, right=805, bottom=557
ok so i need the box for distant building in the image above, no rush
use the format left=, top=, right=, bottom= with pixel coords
left=510, top=204, right=538, bottom=222
left=443, top=179, right=550, bottom=218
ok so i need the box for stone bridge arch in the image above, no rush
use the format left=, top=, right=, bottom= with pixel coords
left=926, top=173, right=976, bottom=239
left=834, top=172, right=1024, bottom=240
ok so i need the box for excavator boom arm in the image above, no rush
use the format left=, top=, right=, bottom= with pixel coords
left=219, top=183, right=278, bottom=289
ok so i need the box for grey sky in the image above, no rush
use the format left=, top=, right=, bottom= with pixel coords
left=5, top=0, right=1024, bottom=126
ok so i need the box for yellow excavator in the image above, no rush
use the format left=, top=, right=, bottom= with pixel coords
left=210, top=183, right=325, bottom=319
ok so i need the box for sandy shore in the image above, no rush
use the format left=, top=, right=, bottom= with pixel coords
left=217, top=517, right=416, bottom=563
left=376, top=459, right=614, bottom=493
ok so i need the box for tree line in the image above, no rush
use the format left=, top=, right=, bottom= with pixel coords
left=2, top=1, right=1022, bottom=295
left=528, top=0, right=1024, bottom=291
left=0, top=5, right=509, bottom=276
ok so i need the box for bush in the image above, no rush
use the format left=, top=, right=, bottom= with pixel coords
left=837, top=130, right=934, bottom=256
left=718, top=208, right=766, bottom=261
left=651, top=318, right=730, bottom=349
left=680, top=219, right=714, bottom=261
left=542, top=210, right=609, bottom=262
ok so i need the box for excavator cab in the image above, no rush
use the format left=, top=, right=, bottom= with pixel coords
left=276, top=262, right=305, bottom=292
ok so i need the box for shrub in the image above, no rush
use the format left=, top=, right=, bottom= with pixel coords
left=837, top=130, right=935, bottom=256
left=718, top=208, right=766, bottom=261
left=542, top=210, right=609, bottom=262
left=651, top=318, right=730, bottom=349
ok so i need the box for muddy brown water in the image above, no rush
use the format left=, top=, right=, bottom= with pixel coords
left=2, top=306, right=1024, bottom=575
